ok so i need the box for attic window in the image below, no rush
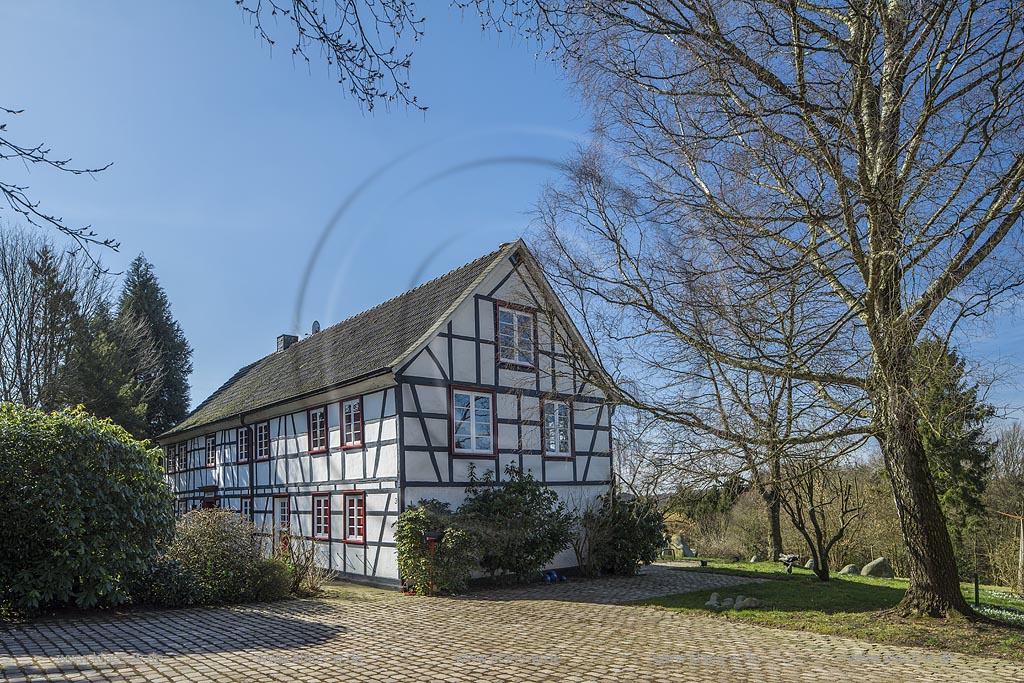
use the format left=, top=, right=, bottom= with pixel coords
left=496, top=303, right=536, bottom=368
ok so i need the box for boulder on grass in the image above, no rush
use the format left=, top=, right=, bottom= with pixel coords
left=838, top=564, right=860, bottom=575
left=750, top=555, right=760, bottom=563
left=860, top=557, right=895, bottom=578
left=804, top=559, right=816, bottom=570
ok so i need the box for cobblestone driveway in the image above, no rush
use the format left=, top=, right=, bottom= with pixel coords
left=2, top=565, right=1022, bottom=682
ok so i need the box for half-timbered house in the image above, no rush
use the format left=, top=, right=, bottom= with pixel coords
left=158, top=239, right=614, bottom=586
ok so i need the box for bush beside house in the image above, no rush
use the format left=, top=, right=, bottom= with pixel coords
left=157, top=508, right=291, bottom=605
left=0, top=404, right=174, bottom=614
left=396, top=465, right=665, bottom=594
left=577, top=493, right=665, bottom=576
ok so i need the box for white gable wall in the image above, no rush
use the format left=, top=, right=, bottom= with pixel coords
left=396, top=249, right=614, bottom=571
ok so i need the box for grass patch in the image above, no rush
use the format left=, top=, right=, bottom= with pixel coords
left=643, top=560, right=1024, bottom=661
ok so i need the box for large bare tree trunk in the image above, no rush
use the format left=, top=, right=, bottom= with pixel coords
left=880, top=376, right=971, bottom=616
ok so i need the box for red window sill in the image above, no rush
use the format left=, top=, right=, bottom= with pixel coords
left=308, top=447, right=328, bottom=455
left=342, top=538, right=365, bottom=545
left=341, top=442, right=364, bottom=450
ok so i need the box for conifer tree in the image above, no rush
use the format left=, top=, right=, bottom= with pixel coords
left=116, top=255, right=192, bottom=439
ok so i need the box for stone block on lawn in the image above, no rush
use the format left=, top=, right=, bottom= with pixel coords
left=838, top=564, right=860, bottom=575
left=860, top=557, right=895, bottom=578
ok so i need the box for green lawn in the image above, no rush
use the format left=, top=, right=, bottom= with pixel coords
left=641, top=560, right=1024, bottom=661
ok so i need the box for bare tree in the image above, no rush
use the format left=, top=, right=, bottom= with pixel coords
left=994, top=423, right=1024, bottom=483
left=234, top=0, right=425, bottom=110
left=465, top=0, right=1024, bottom=617
left=0, top=225, right=105, bottom=407
left=779, top=454, right=863, bottom=581
left=1, top=107, right=114, bottom=253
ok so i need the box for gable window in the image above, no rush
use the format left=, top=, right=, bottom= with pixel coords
left=237, top=426, right=251, bottom=462
left=343, top=492, right=365, bottom=544
left=497, top=304, right=536, bottom=367
left=312, top=494, right=331, bottom=540
left=205, top=435, right=217, bottom=467
left=451, top=387, right=495, bottom=455
left=342, top=398, right=363, bottom=448
left=255, top=422, right=271, bottom=460
left=543, top=400, right=573, bottom=458
left=307, top=406, right=328, bottom=454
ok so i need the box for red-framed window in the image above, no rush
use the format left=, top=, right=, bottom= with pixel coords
left=237, top=426, right=252, bottom=462
left=205, top=434, right=217, bottom=467
left=307, top=406, right=328, bottom=454
left=343, top=491, right=365, bottom=544
left=342, top=397, right=363, bottom=448
left=312, top=493, right=331, bottom=540
left=496, top=302, right=537, bottom=368
left=450, top=386, right=496, bottom=456
left=255, top=422, right=271, bottom=460
left=542, top=399, right=573, bottom=458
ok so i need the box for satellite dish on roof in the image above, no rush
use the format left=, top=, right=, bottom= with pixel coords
left=311, top=320, right=320, bottom=334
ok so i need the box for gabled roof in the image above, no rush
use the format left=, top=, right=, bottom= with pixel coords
left=162, top=241, right=519, bottom=438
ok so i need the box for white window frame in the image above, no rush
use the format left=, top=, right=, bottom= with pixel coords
left=497, top=304, right=536, bottom=367
left=451, top=388, right=495, bottom=455
left=312, top=494, right=331, bottom=540
left=544, top=400, right=573, bottom=457
left=237, top=426, right=251, bottom=462
left=308, top=406, right=328, bottom=453
left=205, top=435, right=217, bottom=467
left=342, top=398, right=363, bottom=448
left=255, top=422, right=271, bottom=460
left=343, top=492, right=365, bottom=544
left=240, top=497, right=252, bottom=518
left=176, top=442, right=188, bottom=471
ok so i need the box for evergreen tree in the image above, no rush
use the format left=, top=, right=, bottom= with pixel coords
left=68, top=301, right=155, bottom=437
left=116, top=255, right=192, bottom=439
left=912, top=339, right=995, bottom=573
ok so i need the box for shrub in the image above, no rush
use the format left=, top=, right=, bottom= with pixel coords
left=0, top=404, right=174, bottom=612
left=165, top=508, right=265, bottom=604
left=285, top=536, right=335, bottom=597
left=254, top=559, right=293, bottom=602
left=582, top=493, right=665, bottom=576
left=126, top=557, right=200, bottom=608
left=395, top=500, right=478, bottom=595
left=459, top=465, right=574, bottom=582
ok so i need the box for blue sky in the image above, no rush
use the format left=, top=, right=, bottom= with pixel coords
left=2, top=2, right=1021, bottom=423
left=1, top=2, right=588, bottom=406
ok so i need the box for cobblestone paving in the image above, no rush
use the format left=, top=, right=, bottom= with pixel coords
left=2, top=565, right=1022, bottom=682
